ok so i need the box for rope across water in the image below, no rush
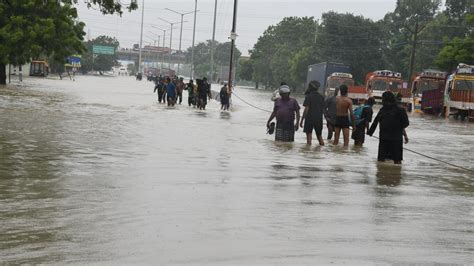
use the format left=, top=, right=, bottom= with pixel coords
left=231, top=90, right=473, bottom=174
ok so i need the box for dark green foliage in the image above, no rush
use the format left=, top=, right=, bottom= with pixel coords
left=0, top=0, right=136, bottom=84
left=62, top=0, right=138, bottom=15
left=436, top=14, right=474, bottom=71
left=246, top=0, right=472, bottom=89
left=249, top=17, right=318, bottom=88
left=0, top=1, right=85, bottom=66
left=80, top=35, right=120, bottom=73
left=185, top=40, right=241, bottom=79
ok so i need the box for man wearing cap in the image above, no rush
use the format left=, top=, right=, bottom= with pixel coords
left=266, top=85, right=301, bottom=142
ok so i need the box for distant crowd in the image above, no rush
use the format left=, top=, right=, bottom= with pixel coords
left=145, top=74, right=410, bottom=164
left=267, top=81, right=410, bottom=164
left=150, top=75, right=231, bottom=111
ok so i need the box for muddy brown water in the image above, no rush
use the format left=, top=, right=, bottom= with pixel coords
left=0, top=76, right=472, bottom=264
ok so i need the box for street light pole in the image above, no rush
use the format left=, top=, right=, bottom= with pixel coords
left=152, top=25, right=167, bottom=74
left=165, top=8, right=198, bottom=77
left=148, top=31, right=161, bottom=68
left=158, top=18, right=184, bottom=72
left=138, top=0, right=145, bottom=74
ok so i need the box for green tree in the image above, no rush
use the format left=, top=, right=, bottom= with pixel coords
left=436, top=14, right=474, bottom=71
left=381, top=0, right=441, bottom=79
left=315, top=12, right=385, bottom=84
left=185, top=40, right=241, bottom=79
left=80, top=35, right=120, bottom=73
left=63, top=0, right=137, bottom=15
left=0, top=0, right=137, bottom=84
left=289, top=46, right=318, bottom=87
left=0, top=0, right=85, bottom=84
left=238, top=59, right=253, bottom=81
left=248, top=17, right=318, bottom=89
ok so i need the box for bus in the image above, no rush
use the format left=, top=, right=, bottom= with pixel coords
left=29, top=60, right=49, bottom=77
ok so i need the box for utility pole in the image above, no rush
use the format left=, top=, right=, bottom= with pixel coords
left=165, top=8, right=197, bottom=77
left=406, top=20, right=426, bottom=88
left=210, top=0, right=218, bottom=82
left=227, top=0, right=238, bottom=91
left=191, top=0, right=198, bottom=79
left=138, top=0, right=145, bottom=74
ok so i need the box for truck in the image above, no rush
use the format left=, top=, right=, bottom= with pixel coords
left=323, top=72, right=368, bottom=104
left=444, top=63, right=474, bottom=121
left=365, top=70, right=409, bottom=104
left=324, top=72, right=354, bottom=96
left=306, top=62, right=350, bottom=95
left=411, top=70, right=446, bottom=114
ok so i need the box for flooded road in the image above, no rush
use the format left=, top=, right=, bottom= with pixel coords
left=0, top=76, right=473, bottom=264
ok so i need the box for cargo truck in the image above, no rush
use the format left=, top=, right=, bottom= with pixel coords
left=444, top=63, right=474, bottom=121
left=306, top=62, right=350, bottom=95
left=411, top=70, right=446, bottom=114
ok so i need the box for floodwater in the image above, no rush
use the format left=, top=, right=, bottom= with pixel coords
left=0, top=76, right=472, bottom=264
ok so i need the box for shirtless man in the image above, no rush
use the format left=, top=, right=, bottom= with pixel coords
left=333, top=85, right=355, bottom=147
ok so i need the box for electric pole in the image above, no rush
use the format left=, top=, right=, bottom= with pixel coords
left=210, top=0, right=218, bottom=82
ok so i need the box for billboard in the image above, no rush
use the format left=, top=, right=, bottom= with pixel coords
left=65, top=55, right=82, bottom=68
left=92, top=45, right=115, bottom=55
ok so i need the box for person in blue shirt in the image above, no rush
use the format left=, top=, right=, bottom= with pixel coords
left=165, top=77, right=177, bottom=107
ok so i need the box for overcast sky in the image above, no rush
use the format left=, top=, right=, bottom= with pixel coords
left=77, top=0, right=397, bottom=56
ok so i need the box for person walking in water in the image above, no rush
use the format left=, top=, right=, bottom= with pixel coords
left=176, top=77, right=185, bottom=104
left=324, top=87, right=339, bottom=140
left=154, top=77, right=166, bottom=103
left=266, top=85, right=300, bottom=142
left=352, top=97, right=375, bottom=146
left=368, top=91, right=409, bottom=164
left=165, top=77, right=177, bottom=107
left=333, top=85, right=355, bottom=147
left=197, top=77, right=211, bottom=110
left=186, top=79, right=196, bottom=107
left=220, top=83, right=230, bottom=111
left=300, top=80, right=325, bottom=146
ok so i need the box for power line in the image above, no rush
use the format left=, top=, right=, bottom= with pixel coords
left=370, top=136, right=473, bottom=173
left=231, top=90, right=272, bottom=113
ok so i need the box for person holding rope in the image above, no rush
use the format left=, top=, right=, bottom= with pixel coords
left=368, top=91, right=409, bottom=164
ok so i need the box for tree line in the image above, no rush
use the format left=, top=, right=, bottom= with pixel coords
left=0, top=0, right=136, bottom=84
left=238, top=0, right=473, bottom=90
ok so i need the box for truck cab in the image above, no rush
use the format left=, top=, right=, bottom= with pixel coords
left=444, top=63, right=474, bottom=121
left=411, top=70, right=446, bottom=114
left=366, top=70, right=405, bottom=102
left=324, top=72, right=354, bottom=97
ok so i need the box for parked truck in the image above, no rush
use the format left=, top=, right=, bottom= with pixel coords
left=444, top=63, right=474, bottom=121
left=306, top=62, right=350, bottom=95
left=411, top=70, right=446, bottom=114
left=366, top=70, right=408, bottom=102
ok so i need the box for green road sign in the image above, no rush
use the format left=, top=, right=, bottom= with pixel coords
left=92, top=45, right=115, bottom=55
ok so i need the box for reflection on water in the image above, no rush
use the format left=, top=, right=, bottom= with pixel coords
left=376, top=163, right=402, bottom=187
left=0, top=76, right=473, bottom=264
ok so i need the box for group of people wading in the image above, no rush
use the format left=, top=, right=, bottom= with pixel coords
left=266, top=81, right=410, bottom=164
left=153, top=76, right=231, bottom=111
